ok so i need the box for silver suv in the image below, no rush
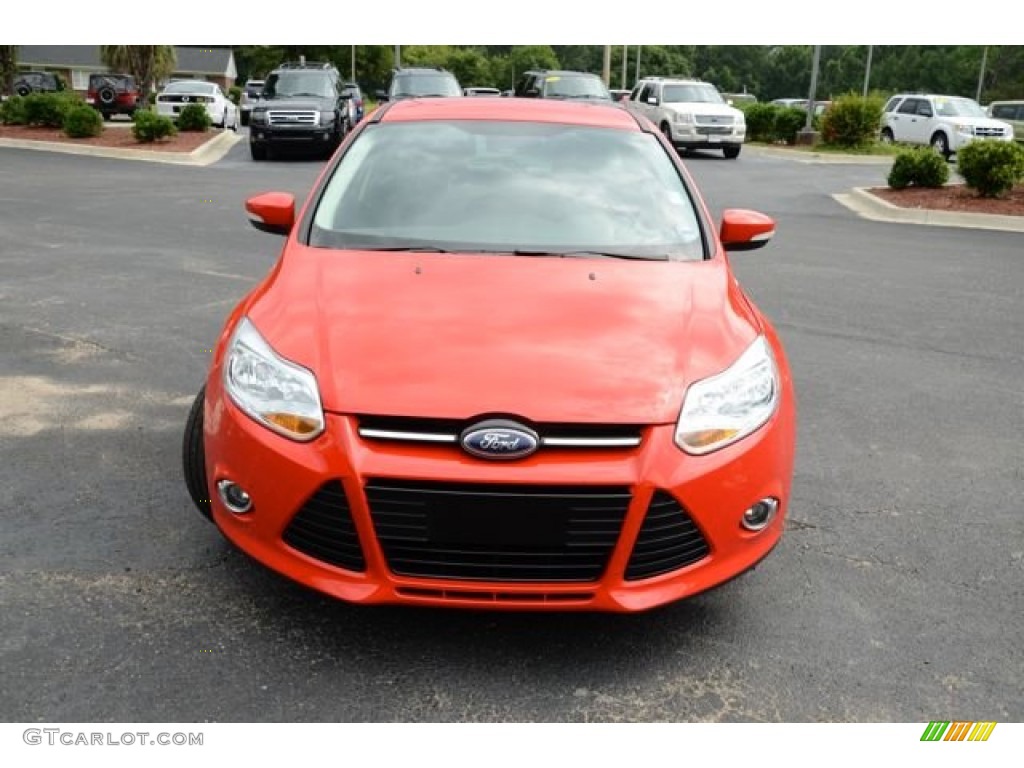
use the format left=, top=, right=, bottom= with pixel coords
left=625, top=77, right=745, bottom=159
left=880, top=93, right=1014, bottom=160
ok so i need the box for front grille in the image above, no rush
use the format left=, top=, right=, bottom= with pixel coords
left=625, top=492, right=709, bottom=580
left=357, top=415, right=643, bottom=450
left=974, top=127, right=1005, bottom=137
left=282, top=481, right=365, bottom=571
left=158, top=95, right=210, bottom=104
left=696, top=126, right=733, bottom=136
left=365, top=480, right=631, bottom=582
left=267, top=110, right=318, bottom=125
left=696, top=115, right=735, bottom=126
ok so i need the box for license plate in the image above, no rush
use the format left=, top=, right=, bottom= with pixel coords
left=707, top=135, right=721, bottom=143
left=86, top=97, right=95, bottom=104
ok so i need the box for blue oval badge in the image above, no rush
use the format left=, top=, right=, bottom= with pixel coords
left=460, top=420, right=540, bottom=460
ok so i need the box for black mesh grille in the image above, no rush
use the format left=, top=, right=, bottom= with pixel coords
left=282, top=481, right=365, bottom=572
left=365, top=480, right=631, bottom=582
left=625, top=492, right=709, bottom=581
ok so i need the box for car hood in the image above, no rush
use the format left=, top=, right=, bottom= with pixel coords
left=256, top=96, right=333, bottom=111
left=247, top=247, right=761, bottom=424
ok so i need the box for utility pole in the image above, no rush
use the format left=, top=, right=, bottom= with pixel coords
left=862, top=45, right=873, bottom=99
left=976, top=46, right=988, bottom=103
left=635, top=46, right=642, bottom=84
left=602, top=45, right=611, bottom=87
left=621, top=45, right=627, bottom=89
left=351, top=45, right=356, bottom=82
left=797, top=45, right=822, bottom=145
left=394, top=45, right=401, bottom=69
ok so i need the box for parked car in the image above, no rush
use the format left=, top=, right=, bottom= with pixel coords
left=340, top=82, right=364, bottom=126
left=239, top=79, right=264, bottom=127
left=377, top=67, right=463, bottom=102
left=625, top=77, right=745, bottom=158
left=880, top=93, right=1014, bottom=159
left=464, top=87, right=501, bottom=97
left=181, top=97, right=795, bottom=612
left=13, top=71, right=65, bottom=96
left=986, top=100, right=1024, bottom=142
left=722, top=92, right=758, bottom=107
left=514, top=70, right=613, bottom=103
left=155, top=80, right=239, bottom=130
left=248, top=61, right=351, bottom=160
left=86, top=73, right=140, bottom=120
left=609, top=88, right=632, bottom=103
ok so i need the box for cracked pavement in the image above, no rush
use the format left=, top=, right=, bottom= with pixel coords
left=1, top=142, right=1021, bottom=722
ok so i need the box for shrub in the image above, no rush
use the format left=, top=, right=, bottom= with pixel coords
left=774, top=106, right=808, bottom=144
left=888, top=147, right=950, bottom=189
left=63, top=104, right=104, bottom=138
left=132, top=109, right=177, bottom=143
left=743, top=102, right=777, bottom=143
left=0, top=95, right=27, bottom=125
left=176, top=103, right=211, bottom=132
left=228, top=85, right=242, bottom=105
left=23, top=92, right=80, bottom=128
left=821, top=93, right=884, bottom=148
left=956, top=140, right=1024, bottom=198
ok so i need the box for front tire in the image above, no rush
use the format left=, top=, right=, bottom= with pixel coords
left=723, top=145, right=741, bottom=159
left=931, top=131, right=951, bottom=161
left=250, top=143, right=267, bottom=161
left=182, top=385, right=212, bottom=521
left=880, top=127, right=894, bottom=144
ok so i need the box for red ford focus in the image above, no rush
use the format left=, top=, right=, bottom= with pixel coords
left=182, top=97, right=795, bottom=612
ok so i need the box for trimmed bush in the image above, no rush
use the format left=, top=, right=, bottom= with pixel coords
left=956, top=140, right=1024, bottom=198
left=132, top=109, right=177, bottom=143
left=23, top=92, right=80, bottom=128
left=743, top=103, right=777, bottom=143
left=775, top=107, right=808, bottom=144
left=63, top=104, right=104, bottom=138
left=228, top=85, right=242, bottom=105
left=821, top=93, right=884, bottom=148
left=888, top=147, right=950, bottom=189
left=0, top=95, right=28, bottom=125
left=176, top=103, right=212, bottom=132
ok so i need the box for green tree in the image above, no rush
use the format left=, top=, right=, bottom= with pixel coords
left=100, top=45, right=176, bottom=107
left=0, top=45, right=17, bottom=97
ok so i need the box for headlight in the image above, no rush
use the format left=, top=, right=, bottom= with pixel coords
left=954, top=123, right=972, bottom=135
left=673, top=112, right=695, bottom=124
left=250, top=110, right=266, bottom=124
left=223, top=318, right=324, bottom=441
left=319, top=110, right=334, bottom=126
left=675, top=336, right=779, bottom=455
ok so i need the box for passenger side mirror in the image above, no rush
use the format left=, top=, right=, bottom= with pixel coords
left=245, top=192, right=296, bottom=237
left=647, top=96, right=659, bottom=106
left=719, top=209, right=775, bottom=252
left=376, top=89, right=388, bottom=102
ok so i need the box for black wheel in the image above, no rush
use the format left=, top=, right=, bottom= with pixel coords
left=931, top=132, right=951, bottom=161
left=660, top=122, right=673, bottom=143
left=723, top=145, right=741, bottom=159
left=98, top=86, right=116, bottom=106
left=880, top=127, right=894, bottom=144
left=250, top=142, right=267, bottom=161
left=182, top=385, right=212, bottom=521
left=100, top=112, right=111, bottom=122
left=218, top=109, right=227, bottom=129
left=240, top=112, right=250, bottom=127
left=16, top=84, right=30, bottom=97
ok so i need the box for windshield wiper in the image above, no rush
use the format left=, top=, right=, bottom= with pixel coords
left=358, top=246, right=459, bottom=253
left=512, top=249, right=666, bottom=261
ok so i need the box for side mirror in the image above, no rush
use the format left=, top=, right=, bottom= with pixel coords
left=646, top=96, right=658, bottom=106
left=245, top=192, right=295, bottom=236
left=719, top=209, right=775, bottom=252
left=376, top=89, right=388, bottom=102
left=525, top=88, right=540, bottom=98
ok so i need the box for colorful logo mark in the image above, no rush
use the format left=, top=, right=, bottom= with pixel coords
left=921, top=722, right=997, bottom=742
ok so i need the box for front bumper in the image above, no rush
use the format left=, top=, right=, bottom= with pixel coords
left=669, top=123, right=746, bottom=149
left=248, top=124, right=336, bottom=145
left=202, top=374, right=794, bottom=612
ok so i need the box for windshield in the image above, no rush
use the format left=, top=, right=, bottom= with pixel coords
left=543, top=74, right=611, bottom=100
left=391, top=73, right=462, bottom=98
left=164, top=82, right=215, bottom=95
left=934, top=97, right=985, bottom=118
left=662, top=84, right=724, bottom=104
left=264, top=72, right=335, bottom=99
left=310, top=121, right=704, bottom=260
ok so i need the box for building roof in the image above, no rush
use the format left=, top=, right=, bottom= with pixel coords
left=16, top=46, right=236, bottom=78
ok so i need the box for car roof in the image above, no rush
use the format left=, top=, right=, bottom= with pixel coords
left=379, top=97, right=640, bottom=130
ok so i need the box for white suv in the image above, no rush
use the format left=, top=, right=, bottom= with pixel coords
left=880, top=93, right=1014, bottom=160
left=625, top=77, right=745, bottom=159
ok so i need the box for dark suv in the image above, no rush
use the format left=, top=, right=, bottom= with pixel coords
left=13, top=71, right=65, bottom=96
left=87, top=74, right=140, bottom=120
left=248, top=61, right=351, bottom=160
left=377, top=67, right=462, bottom=102
left=514, top=70, right=612, bottom=103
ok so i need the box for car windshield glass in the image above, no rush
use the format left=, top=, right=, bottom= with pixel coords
left=264, top=72, right=335, bottom=98
left=164, top=82, right=215, bottom=95
left=934, top=97, right=985, bottom=118
left=310, top=121, right=704, bottom=261
left=662, top=84, right=724, bottom=104
left=392, top=74, right=462, bottom=97
left=543, top=75, right=611, bottom=100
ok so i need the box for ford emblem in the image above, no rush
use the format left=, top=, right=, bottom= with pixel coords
left=460, top=419, right=540, bottom=460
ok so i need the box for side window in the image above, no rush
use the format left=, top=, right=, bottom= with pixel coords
left=917, top=101, right=933, bottom=118
left=639, top=83, right=652, bottom=103
left=629, top=83, right=642, bottom=101
left=882, top=96, right=901, bottom=113
left=897, top=98, right=918, bottom=115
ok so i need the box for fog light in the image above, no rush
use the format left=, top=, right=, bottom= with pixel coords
left=741, top=497, right=778, bottom=531
left=217, top=480, right=252, bottom=514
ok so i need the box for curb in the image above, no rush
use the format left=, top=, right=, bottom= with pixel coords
left=833, top=187, right=1024, bottom=233
left=744, top=144, right=894, bottom=165
left=0, top=129, right=242, bottom=166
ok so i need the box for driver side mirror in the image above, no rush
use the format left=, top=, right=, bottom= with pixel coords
left=647, top=96, right=659, bottom=106
left=245, top=192, right=295, bottom=236
left=719, top=209, right=775, bottom=252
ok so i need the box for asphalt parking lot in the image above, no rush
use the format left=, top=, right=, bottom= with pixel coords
left=1, top=136, right=1021, bottom=722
